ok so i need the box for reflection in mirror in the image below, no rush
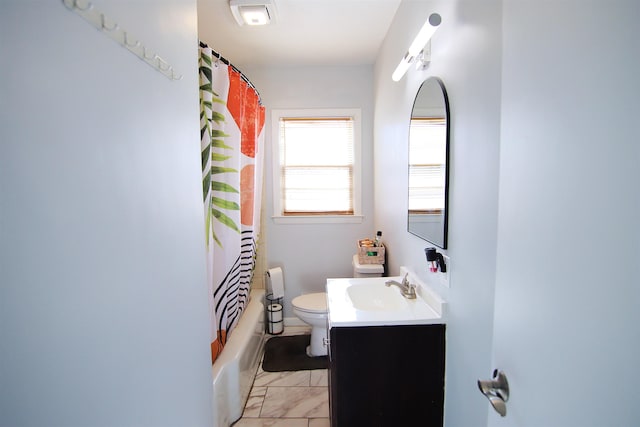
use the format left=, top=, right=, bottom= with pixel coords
left=408, top=77, right=450, bottom=248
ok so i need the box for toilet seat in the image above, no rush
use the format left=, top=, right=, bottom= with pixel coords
left=292, top=292, right=327, bottom=314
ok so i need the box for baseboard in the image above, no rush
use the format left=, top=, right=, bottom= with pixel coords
left=283, top=317, right=307, bottom=327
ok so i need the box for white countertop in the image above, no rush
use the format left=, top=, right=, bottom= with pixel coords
left=327, top=272, right=446, bottom=328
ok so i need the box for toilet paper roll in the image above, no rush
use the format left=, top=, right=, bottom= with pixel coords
left=266, top=267, right=285, bottom=299
left=268, top=303, right=283, bottom=334
left=270, top=321, right=283, bottom=335
left=268, top=304, right=283, bottom=320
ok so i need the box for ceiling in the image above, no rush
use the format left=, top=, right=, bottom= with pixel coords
left=197, top=0, right=402, bottom=68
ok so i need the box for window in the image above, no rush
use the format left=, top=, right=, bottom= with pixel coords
left=272, top=109, right=362, bottom=223
left=408, top=118, right=446, bottom=214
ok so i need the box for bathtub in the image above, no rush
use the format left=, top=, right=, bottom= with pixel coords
left=212, top=288, right=265, bottom=427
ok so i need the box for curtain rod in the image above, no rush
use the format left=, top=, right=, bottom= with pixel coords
left=199, top=41, right=262, bottom=105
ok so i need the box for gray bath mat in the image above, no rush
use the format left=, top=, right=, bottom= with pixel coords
left=262, top=334, right=328, bottom=372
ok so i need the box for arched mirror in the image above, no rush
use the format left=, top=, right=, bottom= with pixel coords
left=408, top=77, right=450, bottom=248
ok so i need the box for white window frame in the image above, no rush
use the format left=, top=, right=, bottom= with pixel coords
left=271, top=109, right=363, bottom=224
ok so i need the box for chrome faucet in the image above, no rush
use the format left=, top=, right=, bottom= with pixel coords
left=385, top=273, right=417, bottom=299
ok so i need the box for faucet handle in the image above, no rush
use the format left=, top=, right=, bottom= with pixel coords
left=402, top=273, right=410, bottom=286
left=406, top=282, right=418, bottom=299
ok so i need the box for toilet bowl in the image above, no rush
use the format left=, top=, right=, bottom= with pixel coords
left=291, top=256, right=385, bottom=357
left=292, top=293, right=328, bottom=357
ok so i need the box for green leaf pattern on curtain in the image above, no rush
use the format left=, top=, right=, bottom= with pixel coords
left=199, top=50, right=239, bottom=248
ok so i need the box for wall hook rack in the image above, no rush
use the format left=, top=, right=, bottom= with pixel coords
left=62, top=0, right=183, bottom=81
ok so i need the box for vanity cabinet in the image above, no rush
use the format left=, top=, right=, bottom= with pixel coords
left=328, top=324, right=445, bottom=427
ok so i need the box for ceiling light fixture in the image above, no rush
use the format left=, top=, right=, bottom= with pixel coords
left=392, top=13, right=441, bottom=82
left=230, top=0, right=277, bottom=26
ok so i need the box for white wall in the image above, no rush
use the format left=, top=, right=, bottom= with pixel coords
left=373, top=1, right=502, bottom=425
left=241, top=65, right=376, bottom=318
left=0, top=2, right=213, bottom=426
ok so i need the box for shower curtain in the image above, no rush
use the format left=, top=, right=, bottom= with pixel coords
left=199, top=42, right=265, bottom=364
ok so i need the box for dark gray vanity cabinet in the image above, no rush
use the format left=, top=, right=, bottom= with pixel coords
left=328, top=324, right=445, bottom=427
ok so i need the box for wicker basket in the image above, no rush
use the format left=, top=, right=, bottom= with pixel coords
left=357, top=240, right=385, bottom=264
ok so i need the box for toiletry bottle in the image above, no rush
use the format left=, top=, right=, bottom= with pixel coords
left=374, top=231, right=382, bottom=247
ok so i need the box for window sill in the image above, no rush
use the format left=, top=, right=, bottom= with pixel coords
left=408, top=214, right=443, bottom=223
left=272, top=215, right=364, bottom=224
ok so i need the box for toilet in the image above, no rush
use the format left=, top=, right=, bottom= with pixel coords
left=291, top=255, right=384, bottom=357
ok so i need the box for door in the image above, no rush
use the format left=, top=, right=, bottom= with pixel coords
left=488, top=2, right=640, bottom=426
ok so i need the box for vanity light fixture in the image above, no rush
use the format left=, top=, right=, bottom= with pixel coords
left=392, top=13, right=441, bottom=82
left=230, top=0, right=277, bottom=26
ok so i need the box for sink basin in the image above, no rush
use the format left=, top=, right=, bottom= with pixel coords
left=346, top=282, right=407, bottom=311
left=327, top=272, right=446, bottom=327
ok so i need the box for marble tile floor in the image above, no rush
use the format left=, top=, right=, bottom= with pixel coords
left=233, top=326, right=330, bottom=427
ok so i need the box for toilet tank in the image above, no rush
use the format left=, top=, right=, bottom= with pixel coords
left=352, top=254, right=384, bottom=277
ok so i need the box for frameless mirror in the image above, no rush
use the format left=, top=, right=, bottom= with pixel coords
left=408, top=77, right=450, bottom=248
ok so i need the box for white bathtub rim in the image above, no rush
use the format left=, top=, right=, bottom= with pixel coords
left=211, top=288, right=265, bottom=427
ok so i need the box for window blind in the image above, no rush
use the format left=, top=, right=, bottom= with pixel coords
left=409, top=118, right=446, bottom=213
left=279, top=117, right=354, bottom=215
